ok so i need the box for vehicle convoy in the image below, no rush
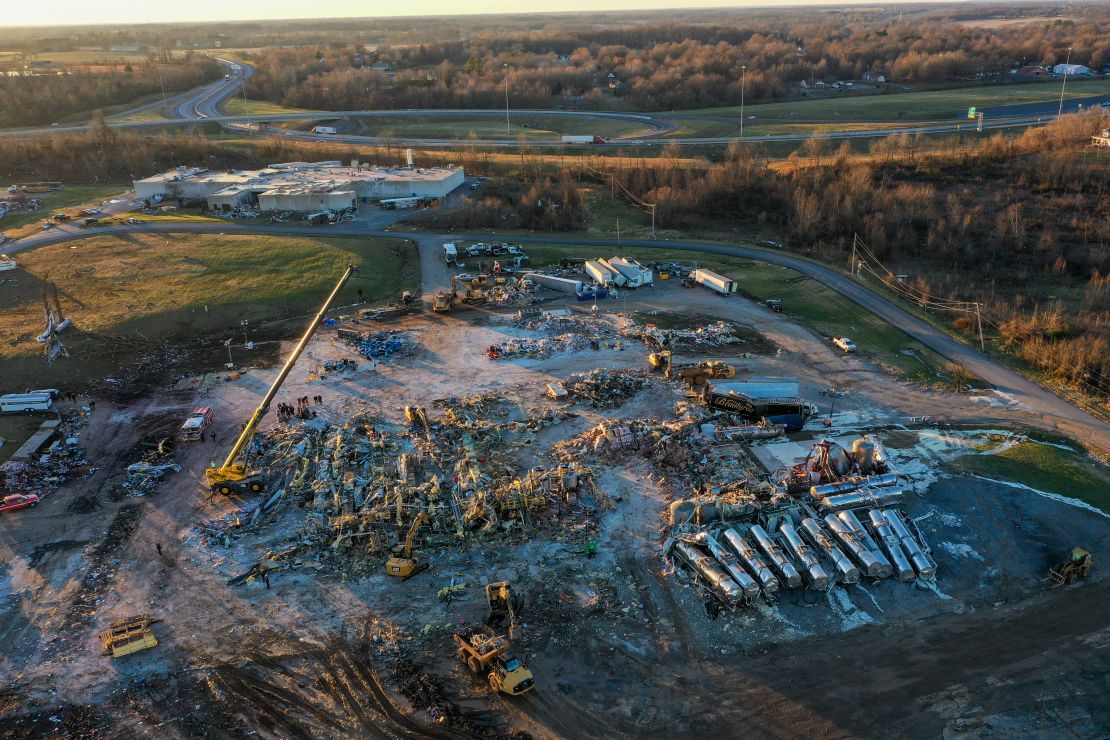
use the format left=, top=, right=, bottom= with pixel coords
left=180, top=406, right=214, bottom=442
left=452, top=632, right=535, bottom=696
left=1, top=494, right=40, bottom=514
left=1048, top=548, right=1093, bottom=586
left=385, top=511, right=429, bottom=579
left=205, top=265, right=356, bottom=494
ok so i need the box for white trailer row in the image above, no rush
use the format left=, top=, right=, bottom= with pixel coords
left=602, top=257, right=653, bottom=287
left=524, top=273, right=584, bottom=294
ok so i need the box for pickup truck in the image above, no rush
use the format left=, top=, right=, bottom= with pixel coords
left=833, top=337, right=857, bottom=353
left=1, top=494, right=40, bottom=514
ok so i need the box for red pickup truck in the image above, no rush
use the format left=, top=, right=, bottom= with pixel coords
left=0, top=494, right=40, bottom=514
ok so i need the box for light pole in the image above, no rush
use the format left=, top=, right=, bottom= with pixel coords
left=155, top=62, right=168, bottom=116
left=1057, top=47, right=1072, bottom=118
left=224, top=339, right=234, bottom=369
left=503, top=64, right=510, bottom=136
left=739, top=65, right=747, bottom=140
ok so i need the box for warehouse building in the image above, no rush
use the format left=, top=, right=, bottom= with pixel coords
left=133, top=161, right=464, bottom=213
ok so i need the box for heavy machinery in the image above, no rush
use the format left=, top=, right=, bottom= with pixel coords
left=205, top=264, right=356, bottom=494
left=100, top=615, right=160, bottom=658
left=452, top=632, right=535, bottom=696
left=1048, top=547, right=1092, bottom=586
left=432, top=291, right=453, bottom=313
left=485, top=581, right=524, bottom=638
left=648, top=350, right=736, bottom=385
left=385, top=512, right=429, bottom=579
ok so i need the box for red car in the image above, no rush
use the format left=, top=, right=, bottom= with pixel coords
left=0, top=494, right=40, bottom=514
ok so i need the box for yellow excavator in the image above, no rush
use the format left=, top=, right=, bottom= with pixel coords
left=485, top=581, right=524, bottom=639
left=205, top=264, right=357, bottom=495
left=385, top=511, right=429, bottom=579
left=648, top=350, right=736, bottom=386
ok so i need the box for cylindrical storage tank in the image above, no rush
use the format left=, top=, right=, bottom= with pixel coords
left=778, top=522, right=830, bottom=590
left=810, top=474, right=898, bottom=499
left=673, top=541, right=745, bottom=606
left=867, top=510, right=915, bottom=582
left=837, top=510, right=893, bottom=572
left=883, top=509, right=937, bottom=580
left=800, top=517, right=860, bottom=584
left=722, top=527, right=779, bottom=593
left=852, top=438, right=876, bottom=472
left=824, top=514, right=889, bottom=578
left=822, top=487, right=903, bottom=512
left=703, top=534, right=761, bottom=599
left=749, top=525, right=802, bottom=589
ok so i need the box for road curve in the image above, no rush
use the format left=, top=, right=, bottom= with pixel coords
left=9, top=221, right=1109, bottom=452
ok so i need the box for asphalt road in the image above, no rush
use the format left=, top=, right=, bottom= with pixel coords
left=9, top=220, right=1110, bottom=452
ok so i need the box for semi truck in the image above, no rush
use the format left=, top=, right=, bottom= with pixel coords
left=560, top=135, right=606, bottom=144
left=584, top=259, right=624, bottom=287
left=691, top=268, right=736, bottom=295
left=311, top=126, right=337, bottom=135
left=523, top=273, right=584, bottom=294
left=605, top=257, right=653, bottom=287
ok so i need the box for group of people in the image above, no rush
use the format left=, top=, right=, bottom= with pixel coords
left=276, top=395, right=324, bottom=422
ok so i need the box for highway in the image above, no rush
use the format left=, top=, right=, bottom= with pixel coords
left=8, top=220, right=1110, bottom=452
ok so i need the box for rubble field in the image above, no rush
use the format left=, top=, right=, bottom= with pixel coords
left=1, top=287, right=1108, bottom=739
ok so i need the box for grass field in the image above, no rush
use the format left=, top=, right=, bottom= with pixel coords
left=0, top=233, right=419, bottom=391
left=0, top=186, right=131, bottom=237
left=949, top=439, right=1110, bottom=512
left=518, top=244, right=948, bottom=383
left=222, top=98, right=313, bottom=117
left=338, top=113, right=654, bottom=140
left=679, top=79, right=1110, bottom=122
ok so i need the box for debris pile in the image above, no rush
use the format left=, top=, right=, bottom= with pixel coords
left=564, top=369, right=648, bottom=408
left=486, top=333, right=594, bottom=360
left=0, top=414, right=92, bottom=498
left=339, top=329, right=414, bottom=359
left=623, top=320, right=742, bottom=350
left=112, top=435, right=180, bottom=498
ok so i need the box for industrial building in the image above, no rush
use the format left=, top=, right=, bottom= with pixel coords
left=133, top=160, right=465, bottom=213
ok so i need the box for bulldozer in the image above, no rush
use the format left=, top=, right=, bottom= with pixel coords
left=1048, top=547, right=1092, bottom=586
left=385, top=512, right=429, bottom=579
left=485, top=581, right=524, bottom=639
left=452, top=632, right=535, bottom=696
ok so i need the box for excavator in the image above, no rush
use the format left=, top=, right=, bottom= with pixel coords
left=385, top=511, right=429, bottom=579
left=205, top=264, right=357, bottom=495
left=485, top=581, right=524, bottom=639
left=451, top=580, right=534, bottom=696
left=648, top=350, right=737, bottom=386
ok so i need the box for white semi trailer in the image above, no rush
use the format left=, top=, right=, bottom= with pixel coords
left=585, top=259, right=624, bottom=287
left=524, top=273, right=584, bottom=293
left=607, top=257, right=653, bottom=287
left=692, top=268, right=736, bottom=294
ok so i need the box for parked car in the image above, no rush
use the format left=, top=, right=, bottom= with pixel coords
left=0, top=493, right=40, bottom=514
left=506, top=245, right=523, bottom=256
left=833, top=337, right=857, bottom=352
left=41, top=221, right=53, bottom=230
left=126, top=217, right=141, bottom=225
left=766, top=299, right=783, bottom=312
left=467, top=243, right=484, bottom=257
left=52, top=213, right=70, bottom=222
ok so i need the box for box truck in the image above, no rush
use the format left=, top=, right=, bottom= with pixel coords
left=692, top=268, right=736, bottom=295
left=585, top=259, right=624, bottom=287
left=311, top=126, right=337, bottom=135
left=560, top=135, right=606, bottom=144
left=443, top=243, right=458, bottom=263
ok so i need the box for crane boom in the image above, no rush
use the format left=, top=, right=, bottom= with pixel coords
left=206, top=263, right=357, bottom=492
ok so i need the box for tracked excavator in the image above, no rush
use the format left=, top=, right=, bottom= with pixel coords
left=205, top=264, right=356, bottom=495
left=485, top=581, right=524, bottom=639
left=385, top=511, right=429, bottom=579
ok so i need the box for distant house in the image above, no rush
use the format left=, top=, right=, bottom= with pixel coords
left=1053, top=63, right=1094, bottom=76
left=1094, top=129, right=1110, bottom=148
left=799, top=79, right=809, bottom=89
left=1013, top=65, right=1051, bottom=78
left=876, top=75, right=887, bottom=83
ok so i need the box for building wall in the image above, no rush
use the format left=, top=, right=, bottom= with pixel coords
left=258, top=191, right=356, bottom=212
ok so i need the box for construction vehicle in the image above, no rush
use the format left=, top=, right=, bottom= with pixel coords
left=648, top=351, right=736, bottom=385
left=452, top=632, right=535, bottom=696
left=385, top=511, right=429, bottom=579
left=205, top=265, right=356, bottom=494
left=451, top=276, right=487, bottom=305
left=648, top=349, right=672, bottom=374
left=1048, top=548, right=1093, bottom=586
left=432, top=291, right=452, bottom=313
left=485, top=581, right=524, bottom=638
left=100, top=615, right=160, bottom=658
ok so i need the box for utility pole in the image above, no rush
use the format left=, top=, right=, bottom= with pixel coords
left=1057, top=47, right=1072, bottom=119
left=503, top=63, right=510, bottom=136
left=650, top=204, right=656, bottom=240
left=616, top=217, right=621, bottom=246
left=156, top=62, right=168, bottom=116
left=975, top=302, right=985, bottom=351
left=739, top=65, right=747, bottom=140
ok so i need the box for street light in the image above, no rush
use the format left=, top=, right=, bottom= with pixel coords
left=1057, top=47, right=1072, bottom=118
left=224, top=338, right=234, bottom=369
left=739, top=65, right=747, bottom=140
left=503, top=64, right=510, bottom=135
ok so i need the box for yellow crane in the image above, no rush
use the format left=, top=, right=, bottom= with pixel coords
left=385, top=511, right=429, bottom=579
left=205, top=264, right=357, bottom=494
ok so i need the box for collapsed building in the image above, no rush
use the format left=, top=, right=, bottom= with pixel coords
left=133, top=161, right=464, bottom=213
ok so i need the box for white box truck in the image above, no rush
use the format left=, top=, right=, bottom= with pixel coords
left=443, top=243, right=458, bottom=263
left=561, top=135, right=605, bottom=144
left=311, top=126, right=337, bottom=135
left=605, top=257, right=653, bottom=287
left=523, top=273, right=584, bottom=293
left=585, top=259, right=624, bottom=287
left=692, top=268, right=736, bottom=295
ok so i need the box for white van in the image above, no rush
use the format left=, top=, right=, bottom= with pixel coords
left=443, top=243, right=458, bottom=263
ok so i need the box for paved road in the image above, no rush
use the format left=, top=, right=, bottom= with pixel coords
left=9, top=220, right=1109, bottom=451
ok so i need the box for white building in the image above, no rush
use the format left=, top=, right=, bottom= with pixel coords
left=1052, top=63, right=1094, bottom=76
left=133, top=161, right=465, bottom=213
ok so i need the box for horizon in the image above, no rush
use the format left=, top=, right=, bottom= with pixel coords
left=10, top=0, right=951, bottom=29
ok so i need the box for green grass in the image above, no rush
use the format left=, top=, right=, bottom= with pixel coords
left=679, top=79, right=1110, bottom=122
left=222, top=98, right=313, bottom=117
left=0, top=233, right=419, bottom=390
left=520, top=244, right=948, bottom=383
left=0, top=185, right=130, bottom=236
left=341, top=113, right=653, bottom=140
left=950, top=440, right=1110, bottom=512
